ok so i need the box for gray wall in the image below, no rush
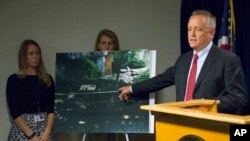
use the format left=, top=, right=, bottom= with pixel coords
left=0, top=0, right=181, bottom=140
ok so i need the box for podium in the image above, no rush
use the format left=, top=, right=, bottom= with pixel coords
left=141, top=99, right=250, bottom=141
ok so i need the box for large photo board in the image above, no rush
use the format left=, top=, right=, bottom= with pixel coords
left=54, top=49, right=156, bottom=133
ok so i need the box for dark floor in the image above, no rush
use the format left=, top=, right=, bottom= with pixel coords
left=55, top=92, right=150, bottom=133
left=53, top=133, right=155, bottom=141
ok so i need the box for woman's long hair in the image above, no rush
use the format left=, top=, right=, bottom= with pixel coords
left=94, top=29, right=120, bottom=51
left=18, top=39, right=52, bottom=87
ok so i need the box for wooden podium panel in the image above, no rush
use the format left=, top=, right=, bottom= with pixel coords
left=155, top=112, right=229, bottom=141
left=141, top=99, right=250, bottom=141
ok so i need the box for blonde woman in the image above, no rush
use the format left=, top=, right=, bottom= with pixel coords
left=6, top=39, right=55, bottom=141
left=94, top=29, right=120, bottom=51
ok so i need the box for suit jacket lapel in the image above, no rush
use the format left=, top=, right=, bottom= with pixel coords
left=181, top=52, right=193, bottom=97
left=195, top=45, right=217, bottom=89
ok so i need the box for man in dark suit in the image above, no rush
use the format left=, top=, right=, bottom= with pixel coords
left=118, top=10, right=247, bottom=115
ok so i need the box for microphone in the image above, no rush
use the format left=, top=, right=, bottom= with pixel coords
left=207, top=68, right=240, bottom=112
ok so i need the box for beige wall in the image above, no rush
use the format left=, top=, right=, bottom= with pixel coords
left=0, top=0, right=181, bottom=140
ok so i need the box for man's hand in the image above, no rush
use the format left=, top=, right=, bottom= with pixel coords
left=118, top=86, right=131, bottom=101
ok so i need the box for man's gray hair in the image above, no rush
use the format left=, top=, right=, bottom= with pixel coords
left=191, top=10, right=216, bottom=29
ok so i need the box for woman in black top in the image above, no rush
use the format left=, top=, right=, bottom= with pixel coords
left=6, top=39, right=55, bottom=141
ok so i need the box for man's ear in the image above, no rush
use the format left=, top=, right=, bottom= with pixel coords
left=209, top=29, right=216, bottom=39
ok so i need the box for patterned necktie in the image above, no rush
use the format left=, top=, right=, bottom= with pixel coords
left=185, top=54, right=198, bottom=101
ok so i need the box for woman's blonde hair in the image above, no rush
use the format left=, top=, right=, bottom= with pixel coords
left=94, top=29, right=120, bottom=51
left=18, top=39, right=52, bottom=87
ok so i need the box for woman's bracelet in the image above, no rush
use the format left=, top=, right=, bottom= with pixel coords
left=27, top=132, right=36, bottom=139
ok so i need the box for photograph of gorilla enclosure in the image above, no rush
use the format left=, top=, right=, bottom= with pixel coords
left=54, top=49, right=155, bottom=133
